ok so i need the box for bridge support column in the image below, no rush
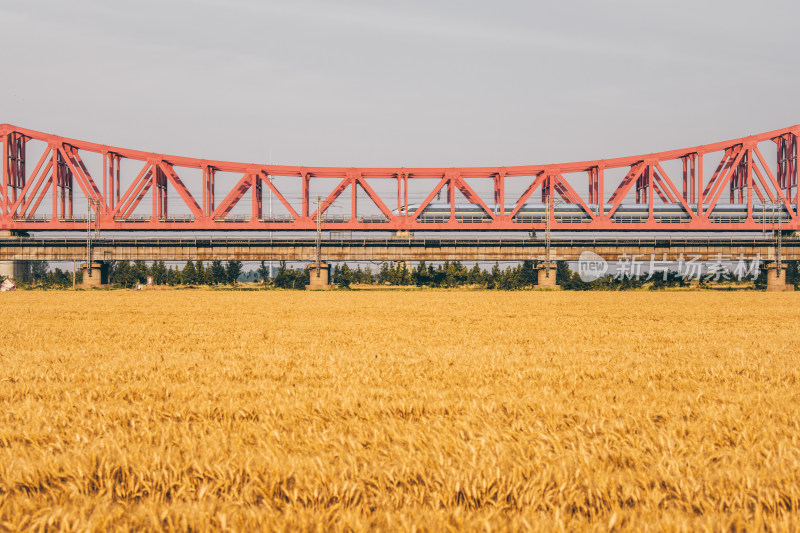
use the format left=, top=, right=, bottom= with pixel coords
left=306, top=262, right=334, bottom=290
left=0, top=230, right=29, bottom=280
left=536, top=263, right=560, bottom=289
left=81, top=261, right=109, bottom=288
left=765, top=266, right=793, bottom=292
left=0, top=260, right=28, bottom=280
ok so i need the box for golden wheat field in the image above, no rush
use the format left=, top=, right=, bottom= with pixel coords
left=1, top=291, right=800, bottom=532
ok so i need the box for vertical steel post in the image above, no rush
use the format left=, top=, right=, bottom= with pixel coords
left=268, top=172, right=273, bottom=278
left=497, top=171, right=505, bottom=218
left=648, top=165, right=654, bottom=220
left=545, top=187, right=551, bottom=279
left=302, top=172, right=310, bottom=218
left=777, top=204, right=782, bottom=272
left=67, top=149, right=73, bottom=219
left=86, top=199, right=92, bottom=278
left=152, top=164, right=158, bottom=222
left=102, top=151, right=107, bottom=210
left=94, top=194, right=100, bottom=239
left=682, top=157, right=688, bottom=201
left=396, top=173, right=401, bottom=214
left=7, top=133, right=25, bottom=207
left=51, top=147, right=57, bottom=220
left=746, top=148, right=753, bottom=220
left=598, top=166, right=604, bottom=217
left=202, top=165, right=208, bottom=217
left=403, top=173, right=408, bottom=217
left=252, top=173, right=262, bottom=220
left=1, top=133, right=6, bottom=216
left=316, top=195, right=321, bottom=277
left=697, top=154, right=704, bottom=216
left=351, top=173, right=357, bottom=222
left=448, top=175, right=455, bottom=221
left=202, top=165, right=216, bottom=218
left=162, top=166, right=168, bottom=218
left=115, top=155, right=121, bottom=209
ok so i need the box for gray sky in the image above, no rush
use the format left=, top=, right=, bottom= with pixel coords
left=2, top=0, right=799, bottom=168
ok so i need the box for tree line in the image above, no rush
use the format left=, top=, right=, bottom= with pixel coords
left=6, top=260, right=244, bottom=288
left=286, top=260, right=800, bottom=290
left=11, top=262, right=73, bottom=288
left=8, top=259, right=800, bottom=290
left=109, top=260, right=244, bottom=287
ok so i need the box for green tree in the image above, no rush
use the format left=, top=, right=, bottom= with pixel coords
left=353, top=265, right=369, bottom=284
left=360, top=265, right=374, bottom=284
left=196, top=261, right=206, bottom=284
left=430, top=264, right=445, bottom=287
left=496, top=265, right=521, bottom=290
left=111, top=260, right=134, bottom=288
left=337, top=263, right=353, bottom=288
left=488, top=262, right=501, bottom=289
left=785, top=261, right=800, bottom=289
left=210, top=261, right=226, bottom=285
left=387, top=263, right=400, bottom=285
left=47, top=268, right=71, bottom=288
left=442, top=261, right=467, bottom=287
left=31, top=261, right=48, bottom=283
left=225, top=260, right=243, bottom=285
left=151, top=261, right=168, bottom=285
left=274, top=261, right=291, bottom=288
left=273, top=262, right=310, bottom=289
left=467, top=263, right=484, bottom=286
left=378, top=263, right=391, bottom=284
left=397, top=262, right=412, bottom=285
left=295, top=266, right=310, bottom=288
left=257, top=261, right=270, bottom=286
left=132, top=260, right=149, bottom=284
left=182, top=260, right=197, bottom=285
left=412, top=260, right=431, bottom=286
left=167, top=266, right=181, bottom=286
left=519, top=260, right=536, bottom=287
left=556, top=260, right=571, bottom=286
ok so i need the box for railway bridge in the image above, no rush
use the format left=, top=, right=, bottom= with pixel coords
left=1, top=124, right=798, bottom=289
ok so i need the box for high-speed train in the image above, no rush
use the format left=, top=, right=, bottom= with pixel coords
left=392, top=203, right=792, bottom=222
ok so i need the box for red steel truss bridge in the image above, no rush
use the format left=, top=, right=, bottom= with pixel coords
left=1, top=123, right=798, bottom=233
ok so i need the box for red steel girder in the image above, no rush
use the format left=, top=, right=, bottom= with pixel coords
left=0, top=123, right=799, bottom=232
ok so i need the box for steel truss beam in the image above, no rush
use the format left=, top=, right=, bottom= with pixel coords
left=0, top=123, right=798, bottom=232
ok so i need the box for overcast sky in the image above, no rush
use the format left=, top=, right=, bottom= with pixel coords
left=2, top=0, right=798, bottom=168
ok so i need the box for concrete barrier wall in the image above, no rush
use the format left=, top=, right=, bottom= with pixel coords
left=0, top=239, right=796, bottom=262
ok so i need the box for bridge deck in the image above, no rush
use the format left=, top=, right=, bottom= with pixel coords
left=0, top=238, right=793, bottom=262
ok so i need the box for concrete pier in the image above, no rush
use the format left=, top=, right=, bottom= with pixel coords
left=80, top=261, right=109, bottom=288
left=0, top=260, right=28, bottom=280
left=536, top=263, right=559, bottom=289
left=0, top=230, right=28, bottom=279
left=765, top=266, right=793, bottom=292
left=306, top=262, right=334, bottom=290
